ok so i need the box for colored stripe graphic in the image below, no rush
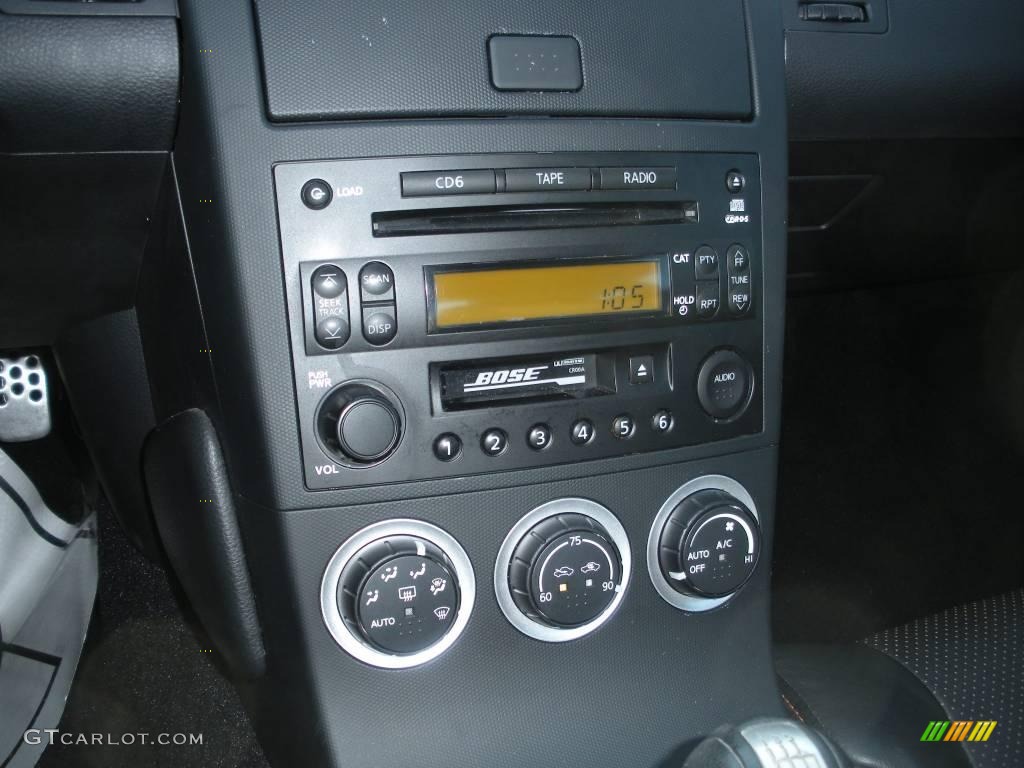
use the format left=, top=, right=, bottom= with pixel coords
left=922, top=721, right=997, bottom=742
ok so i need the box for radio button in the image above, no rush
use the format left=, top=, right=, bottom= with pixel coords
left=628, top=355, right=654, bottom=385
left=504, top=168, right=591, bottom=193
left=526, top=424, right=553, bottom=451
left=315, top=315, right=349, bottom=349
left=360, top=262, right=395, bottom=302
left=433, top=433, right=462, bottom=462
left=362, top=306, right=397, bottom=345
left=652, top=409, right=674, bottom=434
left=694, top=246, right=719, bottom=280
left=401, top=170, right=496, bottom=197
left=598, top=167, right=677, bottom=191
left=611, top=415, right=635, bottom=440
left=696, top=282, right=720, bottom=319
left=481, top=428, right=508, bottom=457
left=570, top=419, right=595, bottom=446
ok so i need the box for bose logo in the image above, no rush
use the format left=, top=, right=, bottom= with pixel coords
left=470, top=366, right=547, bottom=386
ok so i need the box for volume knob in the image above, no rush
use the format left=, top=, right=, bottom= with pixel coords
left=315, top=381, right=403, bottom=465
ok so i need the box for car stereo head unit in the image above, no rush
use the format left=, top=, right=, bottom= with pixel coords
left=274, top=152, right=764, bottom=489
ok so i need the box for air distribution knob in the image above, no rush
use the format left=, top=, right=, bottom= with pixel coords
left=337, top=534, right=460, bottom=655
left=657, top=489, right=760, bottom=599
left=507, top=512, right=623, bottom=628
left=315, top=381, right=402, bottom=465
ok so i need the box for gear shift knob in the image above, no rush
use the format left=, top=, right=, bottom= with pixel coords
left=683, top=718, right=847, bottom=768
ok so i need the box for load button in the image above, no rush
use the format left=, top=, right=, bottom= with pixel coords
left=362, top=306, right=397, bottom=346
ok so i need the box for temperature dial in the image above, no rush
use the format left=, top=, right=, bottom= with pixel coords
left=508, top=513, right=623, bottom=628
left=658, top=489, right=760, bottom=599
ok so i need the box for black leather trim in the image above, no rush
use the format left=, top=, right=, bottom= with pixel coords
left=143, top=408, right=266, bottom=679
left=776, top=644, right=972, bottom=768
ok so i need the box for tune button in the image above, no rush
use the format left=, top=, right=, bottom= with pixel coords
left=481, top=428, right=508, bottom=456
left=527, top=424, right=553, bottom=451
left=433, top=433, right=462, bottom=462
left=611, top=415, right=635, bottom=440
left=570, top=419, right=595, bottom=446
left=651, top=409, right=674, bottom=433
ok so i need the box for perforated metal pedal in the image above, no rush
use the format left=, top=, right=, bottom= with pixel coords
left=0, top=354, right=51, bottom=442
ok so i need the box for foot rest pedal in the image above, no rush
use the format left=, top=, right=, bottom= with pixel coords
left=0, top=354, right=51, bottom=442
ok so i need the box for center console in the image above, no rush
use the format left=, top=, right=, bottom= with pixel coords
left=141, top=0, right=790, bottom=765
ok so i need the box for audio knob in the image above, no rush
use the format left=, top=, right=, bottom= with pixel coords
left=657, top=488, right=760, bottom=600
left=315, top=381, right=403, bottom=465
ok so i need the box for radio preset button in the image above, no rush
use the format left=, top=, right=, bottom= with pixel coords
left=401, top=169, right=496, bottom=197
left=611, top=415, right=635, bottom=440
left=570, top=419, right=595, bottom=446
left=481, top=428, right=508, bottom=456
left=526, top=424, right=553, bottom=451
left=360, top=262, right=395, bottom=302
left=362, top=306, right=397, bottom=345
left=652, top=410, right=674, bottom=434
left=697, top=282, right=720, bottom=319
left=433, top=433, right=462, bottom=462
left=628, top=355, right=654, bottom=385
left=694, top=246, right=719, bottom=280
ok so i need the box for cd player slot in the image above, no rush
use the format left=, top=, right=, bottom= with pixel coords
left=372, top=202, right=697, bottom=237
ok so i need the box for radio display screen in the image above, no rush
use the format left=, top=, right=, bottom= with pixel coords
left=430, top=259, right=663, bottom=329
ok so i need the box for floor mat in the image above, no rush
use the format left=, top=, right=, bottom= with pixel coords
left=35, top=506, right=269, bottom=768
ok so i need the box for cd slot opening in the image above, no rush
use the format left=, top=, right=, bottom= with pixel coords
left=372, top=202, right=697, bottom=237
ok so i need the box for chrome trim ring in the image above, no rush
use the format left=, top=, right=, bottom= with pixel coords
left=320, top=519, right=475, bottom=669
left=647, top=475, right=760, bottom=613
left=494, top=498, right=631, bottom=642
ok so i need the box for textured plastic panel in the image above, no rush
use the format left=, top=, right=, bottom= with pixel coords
left=252, top=0, right=752, bottom=122
left=0, top=14, right=179, bottom=152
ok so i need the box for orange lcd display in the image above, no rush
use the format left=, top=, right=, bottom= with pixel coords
left=432, top=260, right=662, bottom=329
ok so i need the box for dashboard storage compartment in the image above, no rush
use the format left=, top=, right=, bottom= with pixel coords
left=252, top=0, right=752, bottom=122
